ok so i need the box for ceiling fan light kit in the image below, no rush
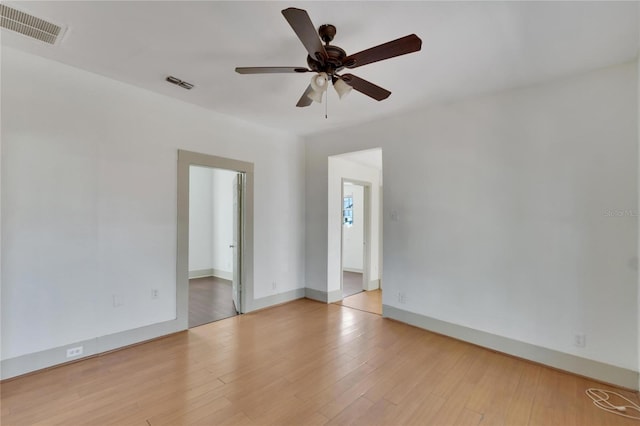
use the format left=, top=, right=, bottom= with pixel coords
left=308, top=72, right=329, bottom=103
left=333, top=78, right=352, bottom=99
left=235, top=7, right=422, bottom=109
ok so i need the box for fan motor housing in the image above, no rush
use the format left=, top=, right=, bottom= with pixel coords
left=307, top=45, right=347, bottom=74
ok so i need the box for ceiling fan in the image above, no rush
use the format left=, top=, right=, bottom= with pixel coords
left=235, top=8, right=422, bottom=107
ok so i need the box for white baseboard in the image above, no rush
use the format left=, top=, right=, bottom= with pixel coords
left=1, top=287, right=303, bottom=381
left=1, top=318, right=183, bottom=380
left=305, top=288, right=343, bottom=303
left=248, top=288, right=305, bottom=312
left=188, top=268, right=232, bottom=280
left=365, top=279, right=380, bottom=291
left=383, top=304, right=639, bottom=390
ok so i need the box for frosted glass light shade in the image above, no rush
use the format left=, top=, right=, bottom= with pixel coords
left=333, top=78, right=352, bottom=99
left=308, top=72, right=329, bottom=103
left=307, top=88, right=324, bottom=103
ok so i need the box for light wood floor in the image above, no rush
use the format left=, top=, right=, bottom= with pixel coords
left=2, top=298, right=638, bottom=425
left=337, top=289, right=382, bottom=315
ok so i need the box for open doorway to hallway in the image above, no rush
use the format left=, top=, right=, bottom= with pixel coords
left=342, top=182, right=366, bottom=298
left=329, top=148, right=383, bottom=316
left=188, top=166, right=242, bottom=327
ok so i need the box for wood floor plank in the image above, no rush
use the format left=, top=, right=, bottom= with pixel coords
left=351, top=397, right=400, bottom=426
left=503, top=362, right=542, bottom=425
left=324, top=396, right=374, bottom=425
left=426, top=381, right=479, bottom=425
left=361, top=335, right=444, bottom=403
left=288, top=361, right=376, bottom=416
left=379, top=344, right=442, bottom=404
left=2, top=298, right=638, bottom=426
left=464, top=352, right=524, bottom=425
left=218, top=410, right=256, bottom=426
left=336, top=289, right=382, bottom=315
left=227, top=377, right=297, bottom=418
left=402, top=393, right=448, bottom=426
left=529, top=367, right=581, bottom=426
left=453, top=408, right=483, bottom=426
left=112, top=379, right=227, bottom=425
left=290, top=355, right=369, bottom=402
left=150, top=395, right=232, bottom=426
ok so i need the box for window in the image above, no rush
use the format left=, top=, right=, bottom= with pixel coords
left=343, top=196, right=353, bottom=227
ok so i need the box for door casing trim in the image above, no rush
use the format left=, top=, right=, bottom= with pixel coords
left=177, top=149, right=254, bottom=328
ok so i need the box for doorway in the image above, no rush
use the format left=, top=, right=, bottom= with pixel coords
left=328, top=148, right=383, bottom=316
left=176, top=150, right=254, bottom=331
left=341, top=181, right=367, bottom=298
left=187, top=166, right=242, bottom=327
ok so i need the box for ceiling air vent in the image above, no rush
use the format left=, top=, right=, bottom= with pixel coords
left=0, top=4, right=65, bottom=45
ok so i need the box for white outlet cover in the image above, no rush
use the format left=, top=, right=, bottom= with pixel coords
left=66, top=346, right=83, bottom=357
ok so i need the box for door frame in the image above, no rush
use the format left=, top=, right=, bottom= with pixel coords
left=340, top=178, right=372, bottom=298
left=231, top=172, right=245, bottom=313
left=177, top=150, right=254, bottom=329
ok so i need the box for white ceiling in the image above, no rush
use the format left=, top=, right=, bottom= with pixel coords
left=2, top=1, right=638, bottom=136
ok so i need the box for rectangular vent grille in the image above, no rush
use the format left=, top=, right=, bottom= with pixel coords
left=0, top=4, right=62, bottom=44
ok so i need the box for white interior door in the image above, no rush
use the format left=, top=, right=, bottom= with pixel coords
left=231, top=173, right=243, bottom=313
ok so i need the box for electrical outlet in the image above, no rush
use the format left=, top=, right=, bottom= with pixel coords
left=66, top=346, right=83, bottom=358
left=151, top=289, right=159, bottom=299
left=272, top=281, right=277, bottom=291
left=574, top=333, right=586, bottom=348
left=398, top=292, right=406, bottom=304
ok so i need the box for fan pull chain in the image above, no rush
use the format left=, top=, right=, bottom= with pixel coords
left=325, top=86, right=328, bottom=119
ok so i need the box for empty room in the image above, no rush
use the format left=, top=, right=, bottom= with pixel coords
left=1, top=1, right=639, bottom=425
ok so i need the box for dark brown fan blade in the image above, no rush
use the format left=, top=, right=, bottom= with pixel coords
left=343, top=34, right=422, bottom=69
left=296, top=85, right=314, bottom=107
left=340, top=74, right=391, bottom=101
left=235, top=67, right=310, bottom=74
left=282, top=8, right=327, bottom=63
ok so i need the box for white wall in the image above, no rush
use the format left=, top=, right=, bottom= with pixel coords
left=307, top=62, right=638, bottom=372
left=188, top=166, right=234, bottom=277
left=1, top=48, right=305, bottom=362
left=189, top=166, right=214, bottom=272
left=342, top=183, right=364, bottom=272
left=327, top=156, right=381, bottom=297
left=211, top=168, right=235, bottom=275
